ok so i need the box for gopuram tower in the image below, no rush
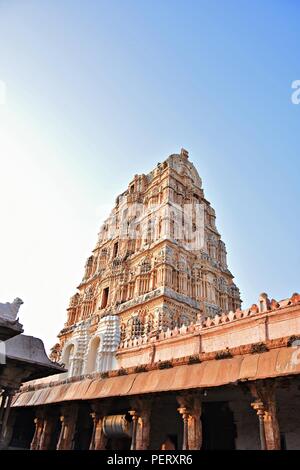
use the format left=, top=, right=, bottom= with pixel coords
left=55, top=149, right=241, bottom=376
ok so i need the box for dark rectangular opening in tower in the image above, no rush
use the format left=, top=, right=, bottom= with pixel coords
left=113, top=241, right=119, bottom=258
left=101, top=287, right=109, bottom=309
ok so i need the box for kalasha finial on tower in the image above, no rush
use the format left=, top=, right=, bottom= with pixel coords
left=180, top=148, right=189, bottom=159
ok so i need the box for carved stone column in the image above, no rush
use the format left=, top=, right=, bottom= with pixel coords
left=250, top=380, right=280, bottom=450
left=150, top=271, right=155, bottom=291
left=129, top=398, right=152, bottom=450
left=31, top=408, right=46, bottom=450
left=129, top=410, right=138, bottom=450
left=134, top=278, right=140, bottom=297
left=39, top=411, right=59, bottom=450
left=0, top=388, right=15, bottom=448
left=251, top=400, right=267, bottom=450
left=177, top=393, right=202, bottom=450
left=177, top=406, right=189, bottom=450
left=89, top=405, right=108, bottom=450
left=56, top=403, right=78, bottom=450
left=0, top=390, right=8, bottom=429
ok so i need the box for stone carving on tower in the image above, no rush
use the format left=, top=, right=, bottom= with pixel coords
left=56, top=149, right=241, bottom=377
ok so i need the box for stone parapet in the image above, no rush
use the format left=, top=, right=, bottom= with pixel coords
left=116, top=292, right=300, bottom=368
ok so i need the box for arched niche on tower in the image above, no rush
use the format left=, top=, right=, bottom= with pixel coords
left=61, top=339, right=79, bottom=377
left=85, top=335, right=101, bottom=374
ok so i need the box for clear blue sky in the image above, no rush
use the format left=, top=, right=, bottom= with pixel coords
left=0, top=0, right=299, bottom=350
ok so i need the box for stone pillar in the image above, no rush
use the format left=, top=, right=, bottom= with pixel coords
left=0, top=389, right=15, bottom=448
left=90, top=414, right=107, bottom=449
left=251, top=400, right=267, bottom=450
left=31, top=408, right=46, bottom=450
left=177, top=393, right=202, bottom=450
left=89, top=403, right=109, bottom=450
left=178, top=407, right=189, bottom=450
left=250, top=380, right=280, bottom=450
left=56, top=403, right=78, bottom=450
left=134, top=278, right=140, bottom=297
left=120, top=285, right=125, bottom=303
left=39, top=412, right=59, bottom=450
left=129, top=398, right=152, bottom=450
left=129, top=410, right=138, bottom=450
left=150, top=271, right=155, bottom=291
left=0, top=390, right=9, bottom=431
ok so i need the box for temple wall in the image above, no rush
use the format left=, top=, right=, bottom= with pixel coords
left=201, top=322, right=264, bottom=352
left=268, top=310, right=300, bottom=340
left=116, top=334, right=200, bottom=368
left=153, top=337, right=199, bottom=362
left=200, top=304, right=300, bottom=353
left=117, top=303, right=300, bottom=369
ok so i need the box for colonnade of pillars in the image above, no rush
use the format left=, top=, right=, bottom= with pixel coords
left=4, top=379, right=282, bottom=450
left=28, top=396, right=201, bottom=450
